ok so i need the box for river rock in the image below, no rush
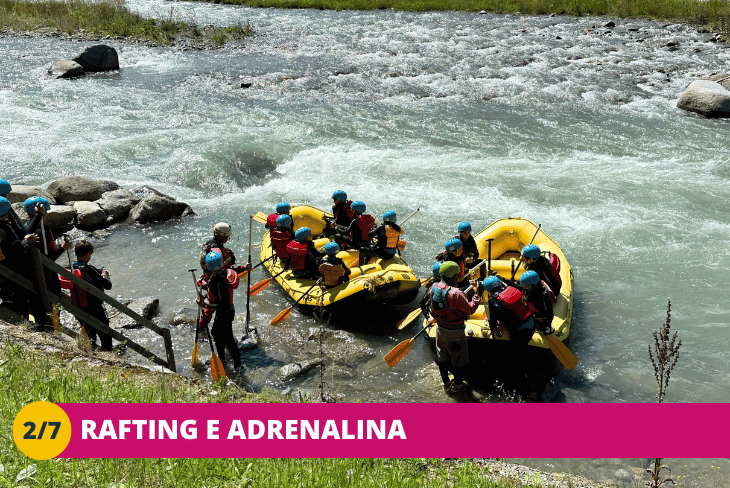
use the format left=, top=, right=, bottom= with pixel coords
left=45, top=205, right=76, bottom=229
left=169, top=313, right=196, bottom=326
left=302, top=328, right=375, bottom=368
left=72, top=45, right=119, bottom=73
left=5, top=185, right=56, bottom=204
left=48, top=60, right=85, bottom=79
left=109, top=297, right=159, bottom=329
left=677, top=79, right=730, bottom=117
left=95, top=195, right=134, bottom=222
left=73, top=201, right=107, bottom=229
left=48, top=177, right=120, bottom=204
left=276, top=358, right=325, bottom=382
left=102, top=189, right=141, bottom=204
left=128, top=196, right=194, bottom=224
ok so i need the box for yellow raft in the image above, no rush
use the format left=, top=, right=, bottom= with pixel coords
left=260, top=205, right=420, bottom=312
left=422, top=217, right=574, bottom=351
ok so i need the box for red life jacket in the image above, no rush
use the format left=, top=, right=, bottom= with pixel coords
left=354, top=214, right=375, bottom=241
left=208, top=269, right=240, bottom=307
left=497, top=286, right=531, bottom=321
left=547, top=252, right=562, bottom=286
left=287, top=241, right=309, bottom=270
left=59, top=269, right=89, bottom=307
left=266, top=213, right=279, bottom=229
left=270, top=228, right=293, bottom=258
left=429, top=282, right=468, bottom=327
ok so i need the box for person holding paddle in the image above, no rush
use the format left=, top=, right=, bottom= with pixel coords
left=318, top=242, right=351, bottom=288
left=435, top=238, right=469, bottom=290
left=199, top=222, right=250, bottom=282
left=197, top=251, right=243, bottom=373
left=269, top=214, right=295, bottom=268
left=428, top=261, right=481, bottom=394
left=456, top=221, right=486, bottom=280
left=520, top=244, right=562, bottom=296
left=286, top=227, right=323, bottom=279
left=359, top=210, right=403, bottom=265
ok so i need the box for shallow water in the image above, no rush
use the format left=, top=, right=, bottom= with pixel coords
left=2, top=4, right=730, bottom=484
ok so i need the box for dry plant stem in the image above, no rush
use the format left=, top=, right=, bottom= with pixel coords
left=648, top=299, right=681, bottom=403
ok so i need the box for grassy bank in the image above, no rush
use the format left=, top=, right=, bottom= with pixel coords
left=0, top=340, right=586, bottom=488
left=192, top=0, right=730, bottom=35
left=0, top=0, right=253, bottom=47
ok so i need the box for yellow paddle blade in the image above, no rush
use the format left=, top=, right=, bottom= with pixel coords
left=238, top=269, right=249, bottom=279
left=247, top=278, right=273, bottom=296
left=384, top=338, right=415, bottom=368
left=343, top=254, right=359, bottom=268
left=211, top=353, right=226, bottom=382
left=52, top=305, right=61, bottom=332
left=270, top=306, right=293, bottom=326
left=397, top=308, right=421, bottom=330
left=546, top=335, right=578, bottom=370
left=253, top=212, right=268, bottom=224
left=191, top=343, right=200, bottom=367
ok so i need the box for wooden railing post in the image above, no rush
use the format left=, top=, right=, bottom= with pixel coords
left=29, top=248, right=52, bottom=325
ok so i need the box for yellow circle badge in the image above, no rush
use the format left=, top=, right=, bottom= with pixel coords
left=13, top=401, right=72, bottom=460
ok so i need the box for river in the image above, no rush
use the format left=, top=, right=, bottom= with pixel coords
left=1, top=2, right=729, bottom=485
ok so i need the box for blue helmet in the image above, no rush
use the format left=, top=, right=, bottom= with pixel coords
left=521, top=244, right=541, bottom=260
left=332, top=190, right=347, bottom=202
left=324, top=242, right=340, bottom=256
left=519, top=270, right=540, bottom=287
left=276, top=214, right=292, bottom=228
left=383, top=210, right=396, bottom=223
left=351, top=201, right=366, bottom=214
left=23, top=196, right=50, bottom=216
left=294, top=227, right=311, bottom=242
left=0, top=179, right=11, bottom=196
left=0, top=197, right=10, bottom=216
left=445, top=238, right=462, bottom=253
left=458, top=221, right=472, bottom=233
left=276, top=202, right=291, bottom=214
left=431, top=262, right=441, bottom=278
left=206, top=251, right=224, bottom=271
left=482, top=276, right=503, bottom=294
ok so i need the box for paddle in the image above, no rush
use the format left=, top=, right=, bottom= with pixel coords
left=397, top=256, right=489, bottom=331
left=247, top=266, right=290, bottom=297
left=188, top=269, right=202, bottom=366
left=270, top=278, right=322, bottom=326
left=253, top=212, right=268, bottom=224
left=540, top=331, right=578, bottom=370
left=399, top=208, right=420, bottom=226
left=237, top=255, right=275, bottom=279
left=510, top=224, right=542, bottom=280
left=245, top=215, right=255, bottom=336
left=385, top=320, right=434, bottom=368
left=189, top=268, right=226, bottom=382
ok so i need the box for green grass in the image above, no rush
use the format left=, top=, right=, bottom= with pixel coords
left=0, top=0, right=254, bottom=47
left=0, top=342, right=564, bottom=488
left=191, top=0, right=730, bottom=36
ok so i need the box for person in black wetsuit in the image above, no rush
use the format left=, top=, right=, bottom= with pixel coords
left=520, top=244, right=561, bottom=297
left=456, top=221, right=485, bottom=280
left=72, top=240, right=113, bottom=351
left=198, top=250, right=242, bottom=373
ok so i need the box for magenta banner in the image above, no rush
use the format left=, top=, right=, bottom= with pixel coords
left=39, top=403, right=729, bottom=458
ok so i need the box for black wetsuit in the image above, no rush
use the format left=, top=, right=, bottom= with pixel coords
left=525, top=255, right=561, bottom=297
left=205, top=271, right=241, bottom=369
left=73, top=261, right=113, bottom=351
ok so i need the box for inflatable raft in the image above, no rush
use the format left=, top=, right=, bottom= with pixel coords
left=260, top=205, right=420, bottom=314
left=422, top=217, right=573, bottom=352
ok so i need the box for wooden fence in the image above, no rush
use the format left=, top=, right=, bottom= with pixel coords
left=0, top=247, right=176, bottom=372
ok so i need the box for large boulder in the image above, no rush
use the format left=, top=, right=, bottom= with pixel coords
left=95, top=193, right=135, bottom=223
left=73, top=201, right=107, bottom=229
left=129, top=196, right=194, bottom=224
left=72, top=45, right=119, bottom=73
left=109, top=297, right=159, bottom=329
left=6, top=185, right=56, bottom=205
left=48, top=60, right=84, bottom=79
left=45, top=205, right=76, bottom=229
left=47, top=177, right=120, bottom=204
left=677, top=79, right=730, bottom=118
